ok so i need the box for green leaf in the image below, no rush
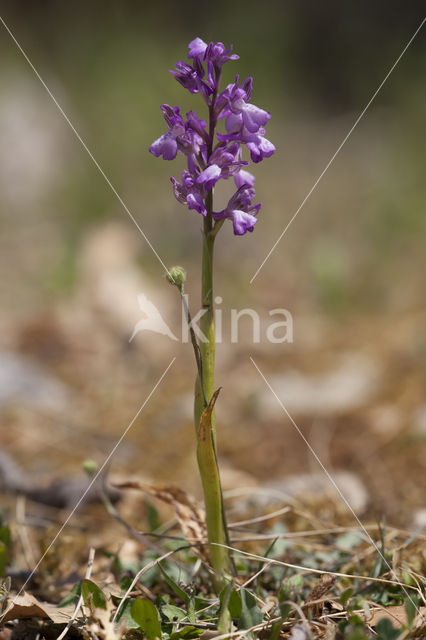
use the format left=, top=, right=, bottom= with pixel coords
left=131, top=598, right=162, bottom=640
left=262, top=525, right=291, bottom=558
left=404, top=596, right=417, bottom=628
left=287, top=573, right=303, bottom=594
left=81, top=579, right=107, bottom=610
left=228, top=589, right=242, bottom=619
left=59, top=581, right=82, bottom=607
left=0, top=525, right=11, bottom=577
left=238, top=588, right=264, bottom=630
left=218, top=582, right=234, bottom=634
left=159, top=564, right=189, bottom=604
left=187, top=597, right=196, bottom=624
left=268, top=620, right=283, bottom=640
left=375, top=618, right=401, bottom=640
left=371, top=524, right=387, bottom=579
left=169, top=626, right=201, bottom=640
left=340, top=588, right=353, bottom=605
left=161, top=603, right=186, bottom=622
left=113, top=598, right=140, bottom=629
left=267, top=583, right=292, bottom=640
left=146, top=499, right=162, bottom=532
left=0, top=542, right=8, bottom=578
left=277, top=584, right=292, bottom=620
left=218, top=583, right=242, bottom=621
left=336, top=532, right=363, bottom=551
left=0, top=526, right=11, bottom=548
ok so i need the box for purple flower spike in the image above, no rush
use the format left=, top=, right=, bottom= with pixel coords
left=150, top=37, right=274, bottom=235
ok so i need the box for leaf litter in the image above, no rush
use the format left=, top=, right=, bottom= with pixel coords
left=1, top=487, right=426, bottom=640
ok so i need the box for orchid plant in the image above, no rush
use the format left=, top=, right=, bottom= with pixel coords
left=149, top=37, right=274, bottom=589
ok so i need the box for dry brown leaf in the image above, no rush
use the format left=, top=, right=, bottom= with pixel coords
left=303, top=573, right=336, bottom=618
left=1, top=592, right=75, bottom=624
left=115, top=481, right=209, bottom=562
left=86, top=597, right=121, bottom=640
left=366, top=605, right=426, bottom=628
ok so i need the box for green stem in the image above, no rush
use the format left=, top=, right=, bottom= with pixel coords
left=192, top=67, right=233, bottom=588
left=193, top=199, right=232, bottom=587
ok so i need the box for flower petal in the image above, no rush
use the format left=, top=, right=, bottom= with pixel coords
left=149, top=133, right=177, bottom=160
left=247, top=133, right=275, bottom=163
left=242, top=103, right=271, bottom=133
left=225, top=113, right=242, bottom=134
left=188, top=37, right=208, bottom=59
left=187, top=192, right=207, bottom=215
left=196, top=164, right=221, bottom=190
left=231, top=209, right=258, bottom=235
left=234, top=169, right=256, bottom=189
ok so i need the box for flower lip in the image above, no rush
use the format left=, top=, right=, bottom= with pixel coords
left=231, top=210, right=258, bottom=235
left=234, top=169, right=256, bottom=189
left=149, top=132, right=178, bottom=160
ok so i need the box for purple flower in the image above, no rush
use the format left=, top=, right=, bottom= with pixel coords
left=185, top=111, right=208, bottom=143
left=169, top=61, right=201, bottom=94
left=225, top=103, right=270, bottom=134
left=217, top=125, right=275, bottom=163
left=149, top=132, right=178, bottom=161
left=188, top=37, right=208, bottom=60
left=188, top=37, right=239, bottom=66
left=245, top=129, right=276, bottom=163
left=149, top=105, right=205, bottom=160
left=219, top=77, right=270, bottom=134
left=196, top=142, right=248, bottom=190
left=234, top=168, right=255, bottom=189
left=196, top=164, right=222, bottom=191
left=171, top=170, right=207, bottom=216
left=213, top=185, right=261, bottom=235
left=204, top=41, right=239, bottom=70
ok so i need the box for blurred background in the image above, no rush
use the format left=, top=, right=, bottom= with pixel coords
left=0, top=0, right=425, bottom=539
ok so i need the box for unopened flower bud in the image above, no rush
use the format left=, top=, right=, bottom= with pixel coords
left=82, top=459, right=98, bottom=477
left=166, top=266, right=187, bottom=288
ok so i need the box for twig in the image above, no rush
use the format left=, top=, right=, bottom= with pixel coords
left=227, top=505, right=291, bottom=528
